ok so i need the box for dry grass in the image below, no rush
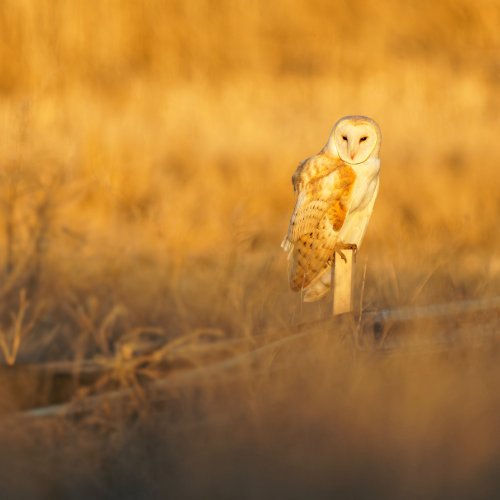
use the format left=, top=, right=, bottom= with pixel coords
left=0, top=0, right=499, bottom=497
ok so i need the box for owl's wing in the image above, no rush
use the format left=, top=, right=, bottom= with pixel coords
left=291, top=158, right=307, bottom=193
left=283, top=154, right=343, bottom=245
left=283, top=162, right=356, bottom=291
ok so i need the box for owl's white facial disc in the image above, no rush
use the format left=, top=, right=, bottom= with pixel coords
left=333, top=119, right=378, bottom=164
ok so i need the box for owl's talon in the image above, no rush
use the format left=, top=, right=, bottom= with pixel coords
left=336, top=249, right=347, bottom=263
left=334, top=243, right=357, bottom=264
left=347, top=243, right=358, bottom=263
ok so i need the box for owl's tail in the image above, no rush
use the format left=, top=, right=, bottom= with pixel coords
left=303, top=266, right=332, bottom=302
left=282, top=234, right=333, bottom=301
left=281, top=237, right=293, bottom=254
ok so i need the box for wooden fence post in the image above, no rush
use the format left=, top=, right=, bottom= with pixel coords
left=333, top=250, right=353, bottom=316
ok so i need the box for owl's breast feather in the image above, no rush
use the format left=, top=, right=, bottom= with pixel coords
left=348, top=159, right=380, bottom=212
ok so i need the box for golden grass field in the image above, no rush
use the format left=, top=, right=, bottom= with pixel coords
left=0, top=0, right=500, bottom=498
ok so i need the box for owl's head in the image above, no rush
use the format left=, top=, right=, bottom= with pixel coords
left=327, top=116, right=381, bottom=164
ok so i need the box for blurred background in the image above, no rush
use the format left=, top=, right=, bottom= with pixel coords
left=0, top=0, right=499, bottom=498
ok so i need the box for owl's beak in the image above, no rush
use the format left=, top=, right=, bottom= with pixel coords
left=350, top=151, right=356, bottom=160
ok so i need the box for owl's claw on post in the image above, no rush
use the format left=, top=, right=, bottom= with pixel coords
left=336, top=249, right=347, bottom=263
left=334, top=243, right=358, bottom=264
left=346, top=243, right=358, bottom=263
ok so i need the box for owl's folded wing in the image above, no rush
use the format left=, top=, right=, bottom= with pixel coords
left=283, top=166, right=356, bottom=291
left=283, top=165, right=354, bottom=244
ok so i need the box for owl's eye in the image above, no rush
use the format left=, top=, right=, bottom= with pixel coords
left=359, top=136, right=368, bottom=142
left=342, top=135, right=348, bottom=141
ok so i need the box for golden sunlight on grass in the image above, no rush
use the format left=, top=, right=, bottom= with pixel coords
left=0, top=0, right=499, bottom=498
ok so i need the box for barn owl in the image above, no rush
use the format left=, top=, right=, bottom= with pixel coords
left=281, top=116, right=381, bottom=302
